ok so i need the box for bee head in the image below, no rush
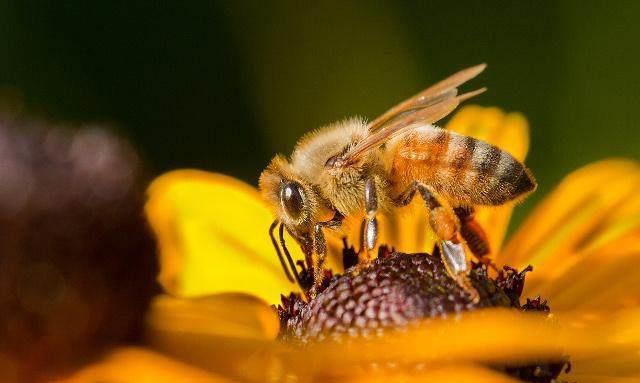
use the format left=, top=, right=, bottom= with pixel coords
left=259, top=155, right=319, bottom=229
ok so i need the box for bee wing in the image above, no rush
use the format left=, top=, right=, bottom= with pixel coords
left=368, top=64, right=487, bottom=130
left=337, top=88, right=485, bottom=166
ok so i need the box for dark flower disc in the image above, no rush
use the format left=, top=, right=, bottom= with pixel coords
left=279, top=250, right=511, bottom=342
left=277, top=247, right=569, bottom=383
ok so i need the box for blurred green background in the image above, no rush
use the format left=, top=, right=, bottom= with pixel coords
left=1, top=1, right=639, bottom=226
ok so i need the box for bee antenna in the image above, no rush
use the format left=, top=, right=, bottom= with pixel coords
left=279, top=223, right=303, bottom=286
left=269, top=220, right=294, bottom=283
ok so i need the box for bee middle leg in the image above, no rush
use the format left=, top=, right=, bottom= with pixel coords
left=360, top=177, right=379, bottom=264
left=394, top=181, right=479, bottom=302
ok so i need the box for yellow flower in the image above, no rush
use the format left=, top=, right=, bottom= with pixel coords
left=64, top=106, right=640, bottom=382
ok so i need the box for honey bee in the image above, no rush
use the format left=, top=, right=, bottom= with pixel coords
left=259, top=64, right=536, bottom=298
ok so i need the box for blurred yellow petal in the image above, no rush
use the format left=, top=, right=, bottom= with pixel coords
left=568, top=375, right=640, bottom=383
left=145, top=293, right=284, bottom=382
left=499, top=160, right=640, bottom=308
left=445, top=105, right=531, bottom=255
left=146, top=294, right=279, bottom=341
left=277, top=307, right=640, bottom=380
left=536, top=230, right=640, bottom=310
left=564, top=308, right=640, bottom=380
left=146, top=303, right=640, bottom=381
left=345, top=364, right=522, bottom=383
left=503, top=159, right=639, bottom=264
left=55, top=347, right=233, bottom=383
left=287, top=309, right=568, bottom=373
left=146, top=170, right=297, bottom=305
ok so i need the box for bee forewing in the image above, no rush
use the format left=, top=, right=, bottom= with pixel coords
left=456, top=87, right=487, bottom=103
left=340, top=89, right=483, bottom=166
left=369, top=64, right=487, bottom=129
left=382, top=88, right=487, bottom=136
left=423, top=63, right=486, bottom=97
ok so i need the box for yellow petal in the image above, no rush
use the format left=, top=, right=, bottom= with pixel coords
left=536, top=231, right=640, bottom=310
left=563, top=308, right=640, bottom=380
left=277, top=307, right=640, bottom=381
left=287, top=309, right=569, bottom=373
left=54, top=347, right=234, bottom=383
left=445, top=105, right=531, bottom=255
left=146, top=304, right=640, bottom=381
left=568, top=375, right=640, bottom=383
left=146, top=297, right=286, bottom=383
left=345, top=364, right=522, bottom=383
left=146, top=294, right=279, bottom=341
left=502, top=159, right=639, bottom=265
left=145, top=170, right=297, bottom=305
left=499, top=160, right=640, bottom=308
left=382, top=201, right=436, bottom=254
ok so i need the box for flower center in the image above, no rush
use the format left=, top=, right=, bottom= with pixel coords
left=277, top=246, right=569, bottom=383
left=279, top=250, right=512, bottom=342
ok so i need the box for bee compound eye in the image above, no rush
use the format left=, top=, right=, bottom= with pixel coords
left=280, top=181, right=306, bottom=221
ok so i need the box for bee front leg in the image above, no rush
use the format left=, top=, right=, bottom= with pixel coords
left=311, top=212, right=343, bottom=297
left=361, top=177, right=379, bottom=264
left=394, top=182, right=479, bottom=302
left=311, top=223, right=327, bottom=298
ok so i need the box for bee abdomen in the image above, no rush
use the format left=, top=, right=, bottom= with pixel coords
left=444, top=136, right=536, bottom=205
left=491, top=154, right=536, bottom=202
left=476, top=144, right=536, bottom=205
left=392, top=129, right=536, bottom=206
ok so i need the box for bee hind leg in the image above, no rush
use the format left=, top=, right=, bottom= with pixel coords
left=440, top=240, right=479, bottom=303
left=454, top=206, right=496, bottom=271
left=394, top=182, right=480, bottom=302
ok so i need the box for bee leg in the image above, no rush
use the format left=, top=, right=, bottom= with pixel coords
left=440, top=240, right=479, bottom=303
left=361, top=177, right=379, bottom=265
left=454, top=206, right=496, bottom=271
left=395, top=182, right=479, bottom=302
left=311, top=223, right=327, bottom=298
left=310, top=212, right=344, bottom=297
